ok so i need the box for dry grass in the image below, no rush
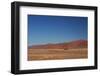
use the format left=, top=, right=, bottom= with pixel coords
left=28, top=48, right=88, bottom=61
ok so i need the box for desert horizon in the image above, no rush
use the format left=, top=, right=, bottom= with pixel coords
left=28, top=39, right=88, bottom=61
left=28, top=15, right=88, bottom=61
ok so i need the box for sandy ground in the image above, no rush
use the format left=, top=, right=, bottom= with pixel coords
left=28, top=48, right=88, bottom=61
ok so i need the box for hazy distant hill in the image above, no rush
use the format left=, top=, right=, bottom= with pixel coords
left=29, top=40, right=87, bottom=49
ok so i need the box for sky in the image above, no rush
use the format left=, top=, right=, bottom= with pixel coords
left=28, top=15, right=88, bottom=46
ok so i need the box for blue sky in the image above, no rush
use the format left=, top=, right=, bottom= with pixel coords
left=28, top=15, right=88, bottom=46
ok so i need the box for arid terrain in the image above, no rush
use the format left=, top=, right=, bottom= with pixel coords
left=28, top=40, right=88, bottom=61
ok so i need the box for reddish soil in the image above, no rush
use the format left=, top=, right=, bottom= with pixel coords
left=28, top=40, right=88, bottom=61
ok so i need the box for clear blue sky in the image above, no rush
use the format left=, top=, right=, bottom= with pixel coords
left=28, top=15, right=87, bottom=46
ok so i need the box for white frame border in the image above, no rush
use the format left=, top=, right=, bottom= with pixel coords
left=20, top=6, right=95, bottom=70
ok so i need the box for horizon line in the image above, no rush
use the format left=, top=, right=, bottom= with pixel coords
left=28, top=39, right=87, bottom=47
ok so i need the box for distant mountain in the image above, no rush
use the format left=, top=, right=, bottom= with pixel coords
left=67, top=40, right=87, bottom=49
left=29, top=40, right=87, bottom=49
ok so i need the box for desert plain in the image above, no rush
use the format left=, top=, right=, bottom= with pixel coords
left=28, top=40, right=88, bottom=61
